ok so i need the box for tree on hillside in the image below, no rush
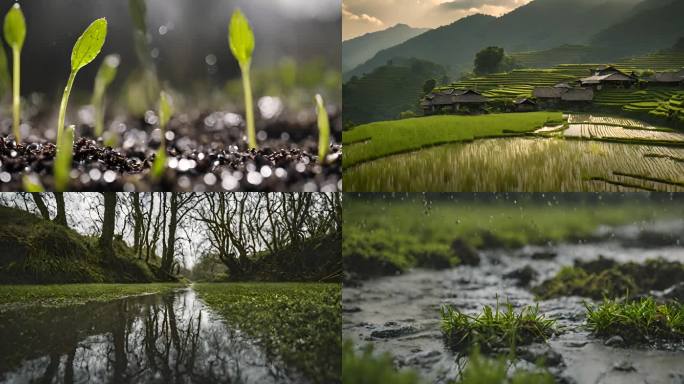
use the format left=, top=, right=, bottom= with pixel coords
left=31, top=193, right=50, bottom=221
left=161, top=193, right=200, bottom=274
left=474, top=46, right=517, bottom=75
left=673, top=37, right=684, bottom=52
left=54, top=193, right=68, bottom=227
left=423, top=79, right=436, bottom=95
left=100, top=193, right=117, bottom=252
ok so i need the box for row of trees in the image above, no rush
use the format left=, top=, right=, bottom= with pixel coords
left=1, top=193, right=341, bottom=280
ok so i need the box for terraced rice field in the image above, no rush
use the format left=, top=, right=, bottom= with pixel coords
left=344, top=138, right=684, bottom=192
left=560, top=114, right=684, bottom=145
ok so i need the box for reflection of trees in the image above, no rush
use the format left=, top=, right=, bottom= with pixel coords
left=0, top=290, right=293, bottom=383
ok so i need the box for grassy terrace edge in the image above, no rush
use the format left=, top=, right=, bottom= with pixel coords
left=342, top=112, right=563, bottom=167
left=0, top=282, right=186, bottom=308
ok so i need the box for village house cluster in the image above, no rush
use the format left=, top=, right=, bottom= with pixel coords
left=420, top=66, right=684, bottom=115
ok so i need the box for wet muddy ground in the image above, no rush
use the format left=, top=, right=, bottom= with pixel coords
left=343, top=221, right=684, bottom=384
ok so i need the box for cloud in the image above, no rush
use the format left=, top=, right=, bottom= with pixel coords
left=437, top=0, right=519, bottom=11
left=342, top=2, right=384, bottom=26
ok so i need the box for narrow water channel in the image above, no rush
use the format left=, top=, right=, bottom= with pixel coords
left=0, top=287, right=294, bottom=384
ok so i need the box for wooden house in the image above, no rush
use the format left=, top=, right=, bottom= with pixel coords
left=579, top=66, right=637, bottom=89
left=644, top=71, right=684, bottom=86
left=513, top=98, right=537, bottom=112
left=560, top=88, right=594, bottom=103
left=421, top=89, right=488, bottom=114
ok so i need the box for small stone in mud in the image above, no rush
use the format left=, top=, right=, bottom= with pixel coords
left=343, top=306, right=362, bottom=313
left=613, top=360, right=637, bottom=372
left=504, top=265, right=538, bottom=287
left=370, top=324, right=418, bottom=339
left=519, top=344, right=564, bottom=367
left=604, top=335, right=624, bottom=347
left=405, top=350, right=442, bottom=367
left=531, top=251, right=557, bottom=260
left=450, top=239, right=480, bottom=266
left=662, top=282, right=684, bottom=302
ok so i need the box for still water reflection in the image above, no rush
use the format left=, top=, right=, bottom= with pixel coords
left=0, top=288, right=295, bottom=384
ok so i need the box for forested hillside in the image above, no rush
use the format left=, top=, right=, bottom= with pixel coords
left=343, top=24, right=429, bottom=77
left=343, top=58, right=447, bottom=125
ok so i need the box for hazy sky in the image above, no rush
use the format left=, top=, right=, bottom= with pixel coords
left=342, top=0, right=532, bottom=40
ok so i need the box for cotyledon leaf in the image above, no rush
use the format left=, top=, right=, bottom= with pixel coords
left=228, top=9, right=254, bottom=67
left=71, top=18, right=108, bottom=72
left=3, top=4, right=26, bottom=49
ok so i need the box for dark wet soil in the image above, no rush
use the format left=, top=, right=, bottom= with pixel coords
left=342, top=220, right=684, bottom=384
left=0, top=109, right=342, bottom=191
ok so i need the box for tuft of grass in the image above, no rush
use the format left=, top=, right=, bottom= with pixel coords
left=460, top=350, right=555, bottom=384
left=151, top=91, right=173, bottom=181
left=92, top=54, right=120, bottom=138
left=342, top=341, right=554, bottom=384
left=53, top=125, right=75, bottom=191
left=440, top=301, right=555, bottom=352
left=194, top=282, right=341, bottom=383
left=585, top=297, right=684, bottom=343
left=3, top=3, right=26, bottom=141
left=342, top=341, right=420, bottom=384
left=57, top=18, right=107, bottom=146
left=228, top=9, right=256, bottom=149
left=316, top=93, right=330, bottom=164
left=534, top=258, right=684, bottom=300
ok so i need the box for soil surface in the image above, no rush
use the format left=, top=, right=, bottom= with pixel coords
left=343, top=220, right=684, bottom=384
left=0, top=108, right=342, bottom=191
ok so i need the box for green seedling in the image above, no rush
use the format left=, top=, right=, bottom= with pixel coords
left=22, top=175, right=45, bottom=192
left=54, top=125, right=75, bottom=191
left=440, top=300, right=555, bottom=352
left=3, top=3, right=26, bottom=141
left=151, top=91, right=173, bottom=180
left=92, top=54, right=120, bottom=137
left=585, top=297, right=684, bottom=343
left=0, top=41, right=10, bottom=97
left=57, top=18, right=108, bottom=146
left=315, top=94, right=330, bottom=164
left=228, top=9, right=256, bottom=149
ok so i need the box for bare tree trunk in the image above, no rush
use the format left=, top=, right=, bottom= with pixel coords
left=132, top=193, right=143, bottom=258
left=163, top=193, right=178, bottom=273
left=100, top=192, right=117, bottom=252
left=53, top=192, right=68, bottom=227
left=31, top=193, right=50, bottom=220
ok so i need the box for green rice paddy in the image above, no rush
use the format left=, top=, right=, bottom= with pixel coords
left=342, top=112, right=562, bottom=167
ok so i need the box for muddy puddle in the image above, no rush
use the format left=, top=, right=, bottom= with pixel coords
left=343, top=220, right=684, bottom=384
left=0, top=286, right=299, bottom=384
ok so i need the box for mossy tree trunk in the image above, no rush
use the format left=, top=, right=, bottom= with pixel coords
left=100, top=192, right=117, bottom=253
left=54, top=192, right=68, bottom=227
left=162, top=193, right=178, bottom=273
left=31, top=193, right=50, bottom=221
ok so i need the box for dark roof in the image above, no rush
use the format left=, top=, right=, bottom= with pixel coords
left=554, top=83, right=573, bottom=89
left=514, top=98, right=536, bottom=105
left=561, top=88, right=594, bottom=101
left=533, top=87, right=566, bottom=98
left=423, top=89, right=487, bottom=105
left=645, top=72, right=684, bottom=83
